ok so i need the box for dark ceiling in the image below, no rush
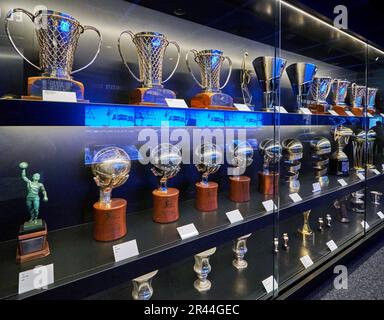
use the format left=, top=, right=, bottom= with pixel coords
left=132, top=0, right=384, bottom=49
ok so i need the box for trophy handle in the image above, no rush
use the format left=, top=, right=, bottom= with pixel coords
left=186, top=49, right=205, bottom=89
left=118, top=30, right=142, bottom=82
left=162, top=40, right=181, bottom=84
left=71, top=26, right=102, bottom=75
left=5, top=8, right=41, bottom=71
left=219, top=56, right=233, bottom=90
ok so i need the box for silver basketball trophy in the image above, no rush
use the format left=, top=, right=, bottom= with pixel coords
left=331, top=79, right=350, bottom=115
left=6, top=8, right=102, bottom=101
left=282, top=138, right=303, bottom=192
left=309, top=77, right=333, bottom=114
left=286, top=62, right=318, bottom=112
left=118, top=31, right=181, bottom=105
left=367, top=87, right=378, bottom=115
left=349, top=83, right=366, bottom=116
left=310, top=137, right=331, bottom=187
left=186, top=49, right=233, bottom=109
left=253, top=56, right=287, bottom=112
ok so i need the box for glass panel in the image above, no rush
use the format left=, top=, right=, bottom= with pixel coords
left=277, top=0, right=368, bottom=294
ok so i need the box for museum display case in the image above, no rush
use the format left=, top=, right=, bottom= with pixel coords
left=0, top=0, right=384, bottom=300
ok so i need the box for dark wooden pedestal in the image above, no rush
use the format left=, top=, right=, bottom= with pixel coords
left=195, top=182, right=218, bottom=212
left=258, top=172, right=279, bottom=195
left=152, top=188, right=180, bottom=223
left=16, top=222, right=50, bottom=264
left=308, top=104, right=327, bottom=114
left=229, top=176, right=251, bottom=202
left=191, top=92, right=235, bottom=110
left=332, top=105, right=348, bottom=116
left=93, top=199, right=127, bottom=242
left=351, top=107, right=363, bottom=117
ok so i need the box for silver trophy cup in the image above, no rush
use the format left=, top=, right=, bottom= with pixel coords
left=6, top=9, right=102, bottom=79
left=186, top=49, right=233, bottom=107
left=331, top=79, right=350, bottom=106
left=253, top=56, right=287, bottom=111
left=286, top=62, right=318, bottom=112
left=118, top=31, right=181, bottom=88
left=350, top=83, right=366, bottom=108
left=310, top=77, right=333, bottom=113
left=367, top=87, right=378, bottom=113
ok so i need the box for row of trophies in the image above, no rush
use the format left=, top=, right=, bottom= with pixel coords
left=4, top=8, right=379, bottom=114
left=131, top=186, right=384, bottom=300
left=15, top=123, right=375, bottom=263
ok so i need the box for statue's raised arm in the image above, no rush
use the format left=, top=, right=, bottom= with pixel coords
left=19, top=162, right=30, bottom=183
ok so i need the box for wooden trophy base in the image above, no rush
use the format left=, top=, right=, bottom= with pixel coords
left=351, top=107, right=363, bottom=117
left=93, top=198, right=127, bottom=242
left=129, top=87, right=176, bottom=106
left=16, top=222, right=50, bottom=263
left=229, top=176, right=251, bottom=202
left=258, top=172, right=279, bottom=195
left=367, top=108, right=376, bottom=116
left=22, top=76, right=85, bottom=101
left=152, top=188, right=179, bottom=223
left=332, top=105, right=348, bottom=116
left=191, top=92, right=235, bottom=110
left=308, top=104, right=328, bottom=114
left=195, top=182, right=218, bottom=212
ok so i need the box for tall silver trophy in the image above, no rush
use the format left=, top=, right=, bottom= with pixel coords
left=331, top=79, right=350, bottom=115
left=118, top=31, right=181, bottom=105
left=310, top=137, right=331, bottom=186
left=352, top=129, right=376, bottom=170
left=186, top=49, right=233, bottom=109
left=253, top=56, right=287, bottom=112
left=6, top=8, right=102, bottom=101
left=309, top=77, right=333, bottom=114
left=286, top=62, right=318, bottom=112
left=349, top=83, right=366, bottom=116
left=330, top=125, right=353, bottom=176
left=367, top=87, right=378, bottom=115
left=282, top=138, right=303, bottom=192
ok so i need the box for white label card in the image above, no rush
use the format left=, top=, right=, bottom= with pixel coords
left=357, top=173, right=365, bottom=181
left=361, top=220, right=370, bottom=230
left=370, top=169, right=381, bottom=175
left=42, top=90, right=77, bottom=102
left=275, top=106, right=288, bottom=113
left=326, top=240, right=338, bottom=252
left=113, top=240, right=139, bottom=262
left=380, top=113, right=384, bottom=118
left=377, top=211, right=384, bottom=220
left=345, top=111, right=355, bottom=117
left=234, top=103, right=252, bottom=112
left=328, top=110, right=339, bottom=116
left=177, top=223, right=199, bottom=240
left=337, top=179, right=347, bottom=187
left=18, top=264, right=54, bottom=295
left=226, top=209, right=244, bottom=224
left=262, top=200, right=277, bottom=212
left=165, top=98, right=188, bottom=108
left=367, top=113, right=373, bottom=117
left=300, top=108, right=312, bottom=115
left=300, top=255, right=314, bottom=269
left=382, top=164, right=384, bottom=171
left=262, top=276, right=278, bottom=294
left=312, top=182, right=321, bottom=193
left=289, top=193, right=302, bottom=203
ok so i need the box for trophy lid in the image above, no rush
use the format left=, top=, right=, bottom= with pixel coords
left=35, top=10, right=79, bottom=23
left=134, top=31, right=167, bottom=39
left=331, top=125, right=353, bottom=138
left=282, top=138, right=303, bottom=154
left=353, top=129, right=375, bottom=141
